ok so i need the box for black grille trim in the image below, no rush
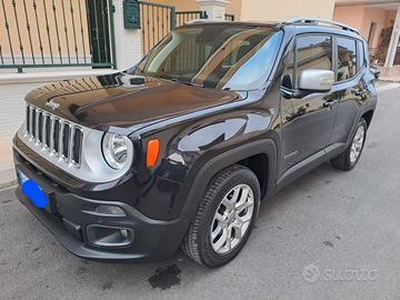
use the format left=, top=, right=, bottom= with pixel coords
left=45, top=115, right=51, bottom=148
left=38, top=112, right=44, bottom=143
left=53, top=119, right=60, bottom=154
left=72, top=128, right=83, bottom=165
left=61, top=123, right=71, bottom=159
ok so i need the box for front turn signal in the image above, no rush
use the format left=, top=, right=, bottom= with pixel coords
left=146, top=139, right=160, bottom=168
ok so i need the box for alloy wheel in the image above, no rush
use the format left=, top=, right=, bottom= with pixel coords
left=350, top=125, right=365, bottom=163
left=210, top=184, right=255, bottom=254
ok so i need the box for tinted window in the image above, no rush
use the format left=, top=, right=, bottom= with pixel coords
left=358, top=40, right=366, bottom=69
left=337, top=37, right=357, bottom=81
left=133, top=26, right=283, bottom=90
left=281, top=35, right=332, bottom=89
left=281, top=48, right=295, bottom=89
left=297, top=35, right=333, bottom=75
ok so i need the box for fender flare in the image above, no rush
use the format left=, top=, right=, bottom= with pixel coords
left=346, top=104, right=376, bottom=147
left=178, top=138, right=278, bottom=225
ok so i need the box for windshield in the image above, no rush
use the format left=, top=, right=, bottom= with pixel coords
left=130, top=25, right=283, bottom=90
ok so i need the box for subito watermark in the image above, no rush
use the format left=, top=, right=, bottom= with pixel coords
left=302, top=264, right=378, bottom=283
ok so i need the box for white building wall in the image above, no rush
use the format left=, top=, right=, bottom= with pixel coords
left=0, top=81, right=40, bottom=174
left=112, top=1, right=143, bottom=69
left=0, top=1, right=143, bottom=180
left=0, top=70, right=115, bottom=176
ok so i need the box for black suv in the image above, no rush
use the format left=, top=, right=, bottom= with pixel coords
left=13, top=18, right=377, bottom=267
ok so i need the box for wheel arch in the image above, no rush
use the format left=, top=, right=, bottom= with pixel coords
left=237, top=153, right=269, bottom=199
left=361, top=110, right=374, bottom=127
left=345, top=108, right=375, bottom=147
left=179, top=139, right=278, bottom=224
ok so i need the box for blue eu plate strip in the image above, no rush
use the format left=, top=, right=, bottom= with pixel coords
left=21, top=179, right=48, bottom=209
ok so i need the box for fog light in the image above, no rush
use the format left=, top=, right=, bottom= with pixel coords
left=82, top=204, right=126, bottom=217
left=94, top=205, right=126, bottom=217
left=120, top=229, right=129, bottom=238
left=86, top=225, right=134, bottom=247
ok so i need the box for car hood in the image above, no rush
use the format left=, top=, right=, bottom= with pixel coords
left=25, top=72, right=241, bottom=133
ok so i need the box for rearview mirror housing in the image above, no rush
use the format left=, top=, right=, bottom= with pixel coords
left=298, top=69, right=334, bottom=92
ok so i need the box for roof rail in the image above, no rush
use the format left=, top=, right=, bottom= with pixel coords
left=285, top=18, right=360, bottom=35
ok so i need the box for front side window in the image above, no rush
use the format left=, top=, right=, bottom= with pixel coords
left=282, top=35, right=333, bottom=90
left=297, top=35, right=333, bottom=75
left=337, top=37, right=357, bottom=81
left=357, top=40, right=366, bottom=70
left=132, top=25, right=283, bottom=90
left=281, top=48, right=295, bottom=89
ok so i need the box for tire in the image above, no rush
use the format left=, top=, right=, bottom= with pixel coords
left=331, top=118, right=368, bottom=171
left=181, top=164, right=260, bottom=268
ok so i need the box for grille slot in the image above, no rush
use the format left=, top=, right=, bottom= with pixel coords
left=45, top=115, right=51, bottom=147
left=31, top=108, right=37, bottom=139
left=24, top=104, right=83, bottom=166
left=26, top=106, right=30, bottom=133
left=38, top=111, right=44, bottom=143
left=53, top=119, right=60, bottom=153
left=72, top=128, right=83, bottom=165
left=61, top=123, right=71, bottom=159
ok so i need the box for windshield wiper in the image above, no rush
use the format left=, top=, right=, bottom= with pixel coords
left=170, top=78, right=204, bottom=88
left=157, top=74, right=204, bottom=88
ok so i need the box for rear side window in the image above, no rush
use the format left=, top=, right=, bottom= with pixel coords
left=336, top=37, right=357, bottom=81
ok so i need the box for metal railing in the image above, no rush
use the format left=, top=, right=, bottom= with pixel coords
left=139, top=4, right=216, bottom=54
left=139, top=1, right=176, bottom=55
left=176, top=11, right=208, bottom=27
left=0, top=0, right=235, bottom=70
left=0, top=0, right=115, bottom=72
left=225, top=13, right=235, bottom=21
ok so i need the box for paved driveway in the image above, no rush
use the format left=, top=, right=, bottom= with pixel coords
left=0, top=87, right=399, bottom=300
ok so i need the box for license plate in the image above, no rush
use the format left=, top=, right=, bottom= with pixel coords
left=18, top=170, right=48, bottom=210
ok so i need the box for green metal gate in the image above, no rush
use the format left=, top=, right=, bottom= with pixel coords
left=0, top=0, right=115, bottom=72
left=139, top=0, right=235, bottom=54
left=139, top=1, right=176, bottom=55
left=86, top=0, right=115, bottom=68
left=176, top=11, right=207, bottom=27
left=225, top=13, right=235, bottom=21
left=139, top=1, right=210, bottom=54
left=138, top=1, right=236, bottom=55
left=0, top=0, right=235, bottom=71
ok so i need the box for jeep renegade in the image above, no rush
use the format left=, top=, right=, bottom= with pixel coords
left=13, top=18, right=377, bottom=267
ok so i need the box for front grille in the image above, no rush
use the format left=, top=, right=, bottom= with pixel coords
left=25, top=104, right=83, bottom=166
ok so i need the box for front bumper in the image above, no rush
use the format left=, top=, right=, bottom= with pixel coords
left=13, top=146, right=187, bottom=263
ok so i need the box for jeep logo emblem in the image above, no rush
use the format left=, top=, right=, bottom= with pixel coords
left=46, top=99, right=60, bottom=110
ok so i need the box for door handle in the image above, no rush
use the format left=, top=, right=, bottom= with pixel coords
left=322, top=99, right=338, bottom=108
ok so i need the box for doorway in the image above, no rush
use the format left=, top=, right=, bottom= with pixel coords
left=86, top=0, right=112, bottom=67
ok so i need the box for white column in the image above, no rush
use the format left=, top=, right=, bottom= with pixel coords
left=196, top=0, right=230, bottom=20
left=384, top=5, right=400, bottom=68
left=112, top=1, right=143, bottom=70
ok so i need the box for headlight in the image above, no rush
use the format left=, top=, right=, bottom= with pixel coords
left=102, top=133, right=131, bottom=170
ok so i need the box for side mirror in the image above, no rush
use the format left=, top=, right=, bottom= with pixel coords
left=298, top=69, right=334, bottom=92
